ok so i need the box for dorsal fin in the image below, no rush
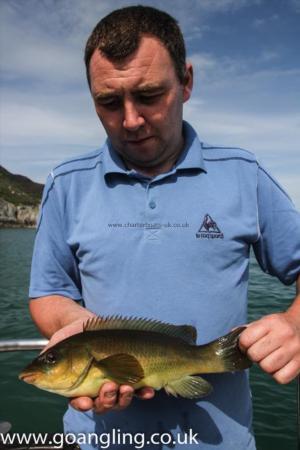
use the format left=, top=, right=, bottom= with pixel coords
left=84, top=316, right=197, bottom=344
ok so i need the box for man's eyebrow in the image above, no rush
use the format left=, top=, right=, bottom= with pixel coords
left=133, top=83, right=166, bottom=92
left=93, top=83, right=167, bottom=100
left=93, top=91, right=118, bottom=100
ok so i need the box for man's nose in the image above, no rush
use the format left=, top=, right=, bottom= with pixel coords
left=123, top=101, right=145, bottom=131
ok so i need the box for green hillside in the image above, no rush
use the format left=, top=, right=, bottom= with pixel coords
left=0, top=166, right=44, bottom=206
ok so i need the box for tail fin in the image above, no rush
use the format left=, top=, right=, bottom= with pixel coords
left=197, top=327, right=252, bottom=373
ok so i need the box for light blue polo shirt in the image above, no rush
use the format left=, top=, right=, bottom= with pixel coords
left=29, top=121, right=300, bottom=449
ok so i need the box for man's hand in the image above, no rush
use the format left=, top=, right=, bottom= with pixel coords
left=70, top=383, right=155, bottom=414
left=44, top=317, right=155, bottom=414
left=42, top=317, right=89, bottom=352
left=239, top=311, right=300, bottom=384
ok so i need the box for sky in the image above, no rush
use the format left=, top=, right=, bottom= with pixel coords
left=0, top=0, right=299, bottom=206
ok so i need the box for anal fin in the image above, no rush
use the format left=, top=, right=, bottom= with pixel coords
left=165, top=375, right=213, bottom=399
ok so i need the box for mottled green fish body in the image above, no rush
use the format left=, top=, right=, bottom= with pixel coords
left=19, top=316, right=251, bottom=399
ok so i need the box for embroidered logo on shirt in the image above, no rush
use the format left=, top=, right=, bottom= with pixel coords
left=196, top=214, right=224, bottom=239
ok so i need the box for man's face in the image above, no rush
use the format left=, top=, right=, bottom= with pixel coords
left=89, top=36, right=193, bottom=173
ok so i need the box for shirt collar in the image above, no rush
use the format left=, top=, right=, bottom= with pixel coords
left=175, top=121, right=206, bottom=172
left=102, top=140, right=128, bottom=176
left=102, top=120, right=206, bottom=177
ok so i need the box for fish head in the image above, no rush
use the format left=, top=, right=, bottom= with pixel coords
left=19, top=343, right=80, bottom=393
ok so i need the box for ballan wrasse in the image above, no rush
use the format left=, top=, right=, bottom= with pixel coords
left=19, top=316, right=251, bottom=399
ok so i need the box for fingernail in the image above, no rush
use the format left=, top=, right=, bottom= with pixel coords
left=105, top=391, right=117, bottom=398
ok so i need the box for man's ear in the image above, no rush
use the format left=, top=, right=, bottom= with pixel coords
left=183, top=63, right=193, bottom=103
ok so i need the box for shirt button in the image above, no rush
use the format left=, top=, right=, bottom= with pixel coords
left=149, top=200, right=156, bottom=209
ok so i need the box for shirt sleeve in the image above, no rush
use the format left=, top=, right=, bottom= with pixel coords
left=29, top=174, right=82, bottom=300
left=252, top=165, right=300, bottom=285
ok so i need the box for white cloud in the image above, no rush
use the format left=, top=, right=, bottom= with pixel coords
left=0, top=96, right=103, bottom=146
left=0, top=1, right=97, bottom=85
left=253, top=17, right=264, bottom=27
left=176, top=0, right=261, bottom=13
left=253, top=13, right=279, bottom=28
left=188, top=53, right=217, bottom=72
left=290, top=0, right=300, bottom=13
left=189, top=51, right=300, bottom=116
left=274, top=174, right=300, bottom=208
left=183, top=105, right=300, bottom=207
left=259, top=50, right=279, bottom=63
left=0, top=0, right=299, bottom=208
left=184, top=104, right=300, bottom=153
left=0, top=0, right=278, bottom=88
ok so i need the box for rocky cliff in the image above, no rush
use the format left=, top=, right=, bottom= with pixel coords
left=0, top=198, right=40, bottom=227
left=0, top=166, right=44, bottom=228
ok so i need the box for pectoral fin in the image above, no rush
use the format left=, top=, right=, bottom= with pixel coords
left=92, top=352, right=144, bottom=385
left=165, top=375, right=213, bottom=399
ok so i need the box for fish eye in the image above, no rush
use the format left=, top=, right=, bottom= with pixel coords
left=38, top=350, right=58, bottom=365
left=45, top=352, right=57, bottom=364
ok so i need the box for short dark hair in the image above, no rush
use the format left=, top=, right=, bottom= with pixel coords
left=84, top=5, right=186, bottom=88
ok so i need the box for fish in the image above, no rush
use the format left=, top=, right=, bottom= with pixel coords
left=19, top=316, right=251, bottom=399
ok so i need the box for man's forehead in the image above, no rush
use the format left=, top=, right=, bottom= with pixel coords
left=89, top=35, right=176, bottom=90
left=90, top=62, right=176, bottom=97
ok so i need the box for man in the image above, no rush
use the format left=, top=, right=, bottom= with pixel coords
left=29, top=5, right=300, bottom=450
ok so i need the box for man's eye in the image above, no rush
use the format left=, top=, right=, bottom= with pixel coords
left=97, top=99, right=121, bottom=109
left=139, top=93, right=162, bottom=104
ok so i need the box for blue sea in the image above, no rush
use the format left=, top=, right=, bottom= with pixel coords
left=0, top=228, right=297, bottom=449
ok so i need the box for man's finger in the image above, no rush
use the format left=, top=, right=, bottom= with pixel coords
left=239, top=321, right=269, bottom=353
left=259, top=347, right=294, bottom=374
left=245, top=333, right=281, bottom=363
left=95, top=382, right=119, bottom=412
left=70, top=396, right=94, bottom=412
left=71, top=383, right=155, bottom=415
left=117, top=385, right=134, bottom=409
left=135, top=387, right=155, bottom=400
left=272, top=359, right=300, bottom=384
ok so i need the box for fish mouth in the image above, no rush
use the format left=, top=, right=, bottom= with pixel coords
left=19, top=372, right=38, bottom=384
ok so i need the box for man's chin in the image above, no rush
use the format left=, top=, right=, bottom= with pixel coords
left=118, top=144, right=166, bottom=169
left=124, top=136, right=159, bottom=155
